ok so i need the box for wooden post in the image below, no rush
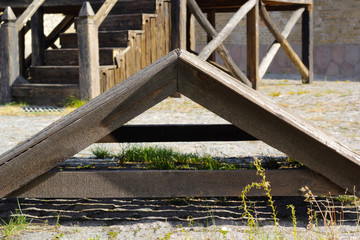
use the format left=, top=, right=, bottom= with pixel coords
left=207, top=11, right=216, bottom=62
left=77, top=2, right=100, bottom=100
left=31, top=7, right=44, bottom=66
left=1, top=7, right=19, bottom=104
left=302, top=5, right=313, bottom=84
left=247, top=0, right=259, bottom=89
left=187, top=12, right=196, bottom=52
left=171, top=0, right=186, bottom=49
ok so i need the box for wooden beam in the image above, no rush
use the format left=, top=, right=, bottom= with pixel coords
left=77, top=2, right=100, bottom=99
left=207, top=11, right=216, bottom=62
left=30, top=7, right=45, bottom=66
left=187, top=0, right=252, bottom=87
left=302, top=5, right=313, bottom=83
left=199, top=0, right=256, bottom=60
left=259, top=7, right=304, bottom=79
left=97, top=124, right=257, bottom=142
left=246, top=0, right=259, bottom=89
left=259, top=2, right=309, bottom=81
left=93, top=0, right=117, bottom=26
left=10, top=168, right=343, bottom=198
left=15, top=0, right=45, bottom=31
left=0, top=50, right=178, bottom=197
left=171, top=0, right=186, bottom=49
left=0, top=7, right=19, bottom=104
left=177, top=50, right=360, bottom=195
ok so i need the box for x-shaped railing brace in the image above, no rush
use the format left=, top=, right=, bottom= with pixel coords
left=188, top=0, right=311, bottom=86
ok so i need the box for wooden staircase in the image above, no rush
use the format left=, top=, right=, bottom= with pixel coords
left=12, top=0, right=170, bottom=105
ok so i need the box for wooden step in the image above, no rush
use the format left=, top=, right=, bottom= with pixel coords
left=29, top=66, right=79, bottom=84
left=28, top=65, right=116, bottom=85
left=60, top=30, right=143, bottom=48
left=107, top=0, right=157, bottom=14
left=12, top=84, right=79, bottom=106
left=44, top=48, right=123, bottom=66
left=99, top=13, right=155, bottom=31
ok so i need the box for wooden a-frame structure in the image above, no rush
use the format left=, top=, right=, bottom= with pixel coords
left=1, top=50, right=360, bottom=198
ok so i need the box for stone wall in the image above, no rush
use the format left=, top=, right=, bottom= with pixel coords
left=195, top=0, right=360, bottom=79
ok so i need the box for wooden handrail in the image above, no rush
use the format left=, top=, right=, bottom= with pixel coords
left=15, top=0, right=45, bottom=31
left=94, top=0, right=118, bottom=26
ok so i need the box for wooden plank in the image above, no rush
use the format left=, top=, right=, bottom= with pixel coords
left=0, top=7, right=19, bottom=104
left=187, top=13, right=196, bottom=52
left=199, top=0, right=255, bottom=60
left=259, top=2, right=309, bottom=81
left=170, top=0, right=186, bottom=49
left=144, top=15, right=152, bottom=65
left=150, top=16, right=158, bottom=62
left=31, top=7, right=45, bottom=66
left=156, top=0, right=165, bottom=58
left=77, top=2, right=100, bottom=99
left=10, top=168, right=342, bottom=198
left=259, top=7, right=304, bottom=79
left=98, top=124, right=257, bottom=142
left=302, top=5, right=313, bottom=83
left=141, top=29, right=146, bottom=69
left=99, top=13, right=144, bottom=31
left=15, top=0, right=45, bottom=31
left=94, top=0, right=117, bottom=26
left=187, top=0, right=251, bottom=87
left=134, top=33, right=142, bottom=72
left=177, top=50, right=360, bottom=196
left=246, top=1, right=259, bottom=89
left=0, top=51, right=179, bottom=197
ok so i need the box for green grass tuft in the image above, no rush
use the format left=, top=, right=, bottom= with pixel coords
left=64, top=96, right=87, bottom=108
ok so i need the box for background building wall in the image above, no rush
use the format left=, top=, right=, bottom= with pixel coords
left=195, top=0, right=360, bottom=79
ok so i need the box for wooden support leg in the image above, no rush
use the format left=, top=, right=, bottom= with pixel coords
left=31, top=7, right=45, bottom=66
left=187, top=12, right=196, bottom=52
left=1, top=7, right=19, bottom=104
left=302, top=5, right=313, bottom=84
left=207, top=11, right=216, bottom=62
left=77, top=2, right=101, bottom=99
left=19, top=28, right=26, bottom=77
left=171, top=0, right=186, bottom=50
left=247, top=0, right=259, bottom=90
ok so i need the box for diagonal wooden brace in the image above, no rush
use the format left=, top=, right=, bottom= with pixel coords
left=199, top=0, right=256, bottom=60
left=188, top=0, right=252, bottom=87
left=259, top=7, right=305, bottom=79
left=259, top=2, right=309, bottom=82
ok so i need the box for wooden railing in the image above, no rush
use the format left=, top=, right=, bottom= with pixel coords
left=0, top=0, right=45, bottom=104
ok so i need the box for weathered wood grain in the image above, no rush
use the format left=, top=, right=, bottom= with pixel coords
left=15, top=0, right=45, bottom=31
left=77, top=2, right=100, bottom=99
left=1, top=7, right=19, bottom=104
left=177, top=50, right=360, bottom=195
left=10, top=168, right=343, bottom=198
left=0, top=51, right=179, bottom=197
left=171, top=0, right=186, bottom=49
left=187, top=0, right=251, bottom=87
left=94, top=0, right=118, bottom=26
left=246, top=0, right=259, bottom=89
left=31, top=7, right=45, bottom=66
left=259, top=2, right=309, bottom=81
left=199, top=0, right=255, bottom=60
left=259, top=7, right=304, bottom=79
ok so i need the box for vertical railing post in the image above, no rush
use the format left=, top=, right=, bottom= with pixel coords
left=302, top=4, right=313, bottom=84
left=1, top=7, right=19, bottom=104
left=77, top=2, right=100, bottom=100
left=246, top=0, right=259, bottom=90
left=31, top=7, right=45, bottom=66
left=171, top=0, right=187, bottom=50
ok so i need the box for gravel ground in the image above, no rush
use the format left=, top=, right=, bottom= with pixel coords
left=0, top=78, right=360, bottom=239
